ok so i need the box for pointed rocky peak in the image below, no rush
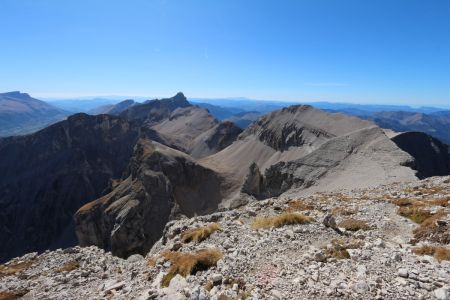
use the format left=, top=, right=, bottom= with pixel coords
left=158, top=92, right=190, bottom=110
left=119, top=92, right=191, bottom=124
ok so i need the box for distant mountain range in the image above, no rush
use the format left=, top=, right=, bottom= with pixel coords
left=2, top=92, right=450, bottom=145
left=1, top=91, right=449, bottom=263
left=193, top=99, right=450, bottom=145
left=0, top=91, right=68, bottom=137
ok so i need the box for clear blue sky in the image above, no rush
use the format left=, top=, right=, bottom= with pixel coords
left=0, top=0, right=449, bottom=106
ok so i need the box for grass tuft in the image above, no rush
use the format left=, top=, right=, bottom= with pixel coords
left=0, top=289, right=29, bottom=300
left=331, top=207, right=357, bottom=216
left=285, top=200, right=314, bottom=212
left=251, top=212, right=314, bottom=230
left=338, top=218, right=370, bottom=231
left=0, top=260, right=34, bottom=277
left=55, top=260, right=79, bottom=273
left=161, top=249, right=223, bottom=287
left=181, top=223, right=221, bottom=243
left=412, top=245, right=450, bottom=262
left=147, top=256, right=157, bottom=267
left=391, top=198, right=416, bottom=207
left=397, top=206, right=433, bottom=224
left=412, top=210, right=449, bottom=243
left=323, top=238, right=364, bottom=260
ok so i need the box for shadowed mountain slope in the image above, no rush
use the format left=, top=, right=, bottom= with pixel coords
left=0, top=113, right=141, bottom=262
left=74, top=139, right=224, bottom=258
left=391, top=131, right=450, bottom=178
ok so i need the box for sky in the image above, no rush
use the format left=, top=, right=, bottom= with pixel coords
left=0, top=0, right=449, bottom=106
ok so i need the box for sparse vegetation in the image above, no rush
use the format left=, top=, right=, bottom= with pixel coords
left=391, top=198, right=416, bottom=207
left=412, top=245, right=450, bottom=262
left=429, top=197, right=450, bottom=208
left=181, top=223, right=221, bottom=243
left=160, top=249, right=223, bottom=287
left=217, top=291, right=252, bottom=300
left=397, top=206, right=433, bottom=224
left=338, top=218, right=370, bottom=231
left=285, top=200, right=314, bottom=212
left=0, top=289, right=29, bottom=300
left=55, top=260, right=79, bottom=273
left=0, top=260, right=34, bottom=277
left=412, top=210, right=449, bottom=244
left=324, top=238, right=364, bottom=259
left=331, top=206, right=357, bottom=216
left=251, top=212, right=314, bottom=230
left=147, top=256, right=157, bottom=267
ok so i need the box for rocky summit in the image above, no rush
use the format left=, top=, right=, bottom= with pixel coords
left=1, top=176, right=449, bottom=299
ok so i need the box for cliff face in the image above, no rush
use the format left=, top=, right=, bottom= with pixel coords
left=391, top=131, right=450, bottom=178
left=74, top=139, right=223, bottom=258
left=242, top=126, right=417, bottom=198
left=0, top=113, right=140, bottom=262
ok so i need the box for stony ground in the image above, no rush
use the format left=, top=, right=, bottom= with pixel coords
left=1, top=176, right=450, bottom=300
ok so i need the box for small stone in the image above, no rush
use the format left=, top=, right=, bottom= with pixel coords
left=353, top=281, right=369, bottom=294
left=127, top=254, right=144, bottom=263
left=434, top=288, right=449, bottom=300
left=271, top=289, right=283, bottom=299
left=392, top=253, right=402, bottom=262
left=314, top=251, right=327, bottom=262
left=104, top=281, right=126, bottom=292
left=398, top=268, right=408, bottom=278
left=397, top=277, right=408, bottom=286
left=211, top=273, right=223, bottom=285
left=322, top=214, right=337, bottom=229
left=374, top=238, right=385, bottom=248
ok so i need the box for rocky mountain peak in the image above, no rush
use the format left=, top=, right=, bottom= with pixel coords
left=157, top=92, right=190, bottom=110
left=239, top=104, right=373, bottom=151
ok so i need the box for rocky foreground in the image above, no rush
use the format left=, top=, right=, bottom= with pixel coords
left=1, top=177, right=450, bottom=300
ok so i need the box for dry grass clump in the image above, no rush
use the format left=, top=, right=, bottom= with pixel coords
left=55, top=260, right=80, bottom=273
left=324, top=239, right=364, bottom=259
left=331, top=206, right=357, bottom=216
left=251, top=212, right=314, bottom=230
left=429, top=197, right=450, bottom=208
left=147, top=256, right=157, bottom=267
left=412, top=210, right=449, bottom=244
left=0, top=260, right=34, bottom=277
left=217, top=292, right=252, bottom=300
left=161, top=249, right=223, bottom=287
left=0, top=289, right=29, bottom=300
left=412, top=245, right=450, bottom=262
left=285, top=200, right=315, bottom=212
left=397, top=206, right=434, bottom=224
left=391, top=198, right=417, bottom=207
left=181, top=223, right=221, bottom=243
left=324, top=238, right=364, bottom=260
left=338, top=218, right=370, bottom=231
left=326, top=248, right=350, bottom=259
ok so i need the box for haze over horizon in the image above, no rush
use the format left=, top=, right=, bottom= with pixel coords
left=1, top=0, right=449, bottom=106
